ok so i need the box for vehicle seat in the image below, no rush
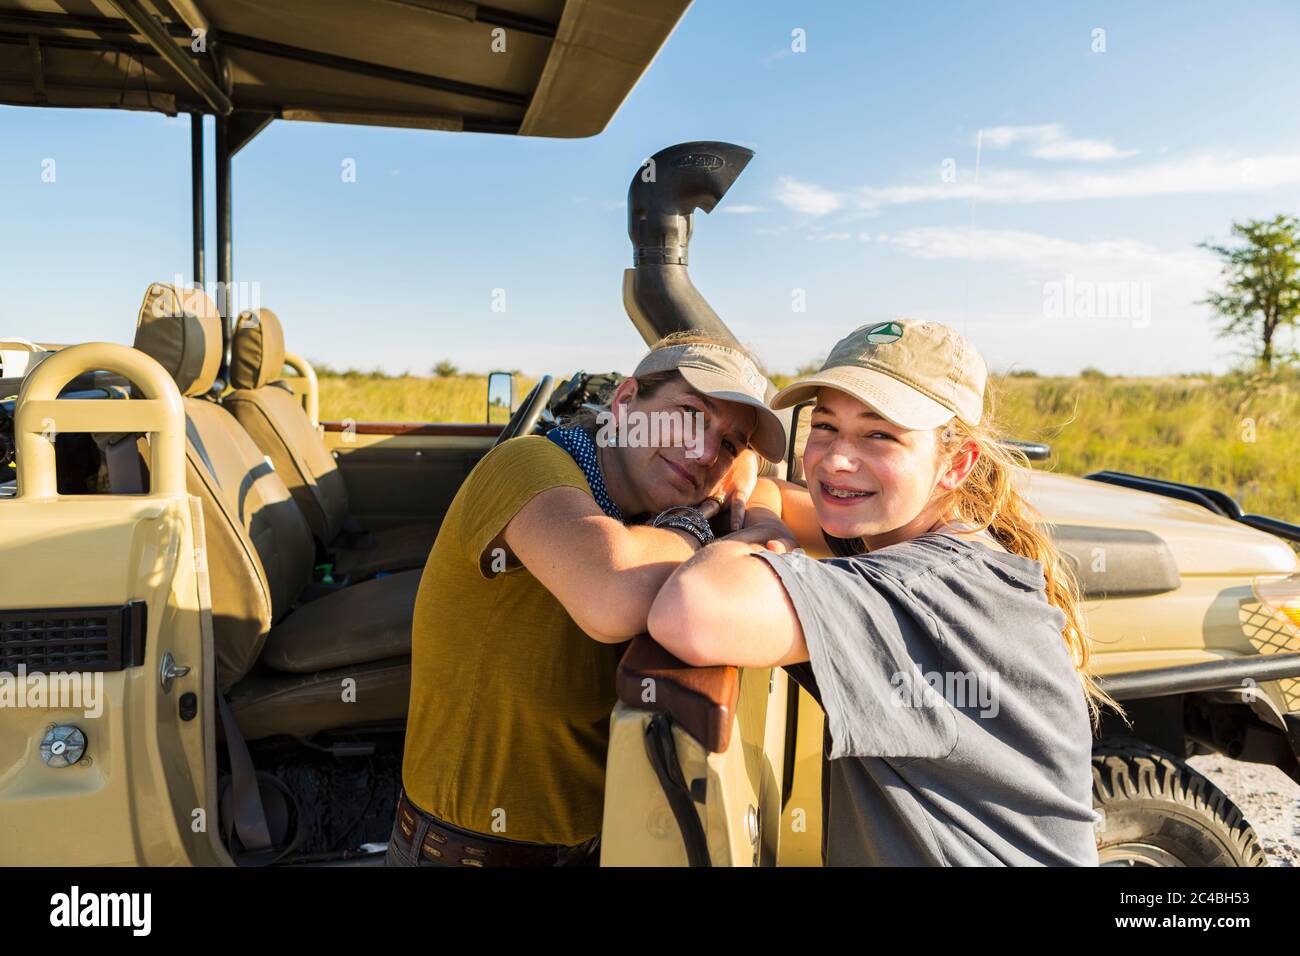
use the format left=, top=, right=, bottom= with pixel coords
left=223, top=307, right=436, bottom=579
left=132, top=283, right=415, bottom=739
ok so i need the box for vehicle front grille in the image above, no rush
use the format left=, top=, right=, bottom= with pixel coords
left=0, top=602, right=146, bottom=673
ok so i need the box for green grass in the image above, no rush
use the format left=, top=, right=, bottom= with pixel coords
left=989, top=370, right=1300, bottom=521
left=315, top=368, right=1300, bottom=521
left=316, top=372, right=535, bottom=425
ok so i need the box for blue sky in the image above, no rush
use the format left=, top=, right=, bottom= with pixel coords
left=4, top=0, right=1300, bottom=377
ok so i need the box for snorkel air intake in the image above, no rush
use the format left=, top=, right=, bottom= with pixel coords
left=624, top=141, right=754, bottom=348
left=623, top=140, right=795, bottom=475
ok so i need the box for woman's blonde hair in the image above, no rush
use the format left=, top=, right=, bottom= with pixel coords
left=935, top=387, right=1122, bottom=729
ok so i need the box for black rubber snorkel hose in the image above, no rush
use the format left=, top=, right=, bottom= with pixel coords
left=623, top=141, right=797, bottom=474
left=624, top=141, right=755, bottom=350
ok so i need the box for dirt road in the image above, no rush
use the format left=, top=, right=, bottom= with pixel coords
left=1189, top=754, right=1299, bottom=866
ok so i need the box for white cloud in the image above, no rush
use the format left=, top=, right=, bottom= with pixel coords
left=853, top=150, right=1300, bottom=210
left=851, top=227, right=1227, bottom=373
left=979, top=123, right=1138, bottom=162
left=774, top=176, right=841, bottom=215
left=871, top=226, right=1217, bottom=284
left=721, top=204, right=765, bottom=214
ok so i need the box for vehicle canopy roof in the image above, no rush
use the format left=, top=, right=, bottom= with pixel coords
left=0, top=0, right=688, bottom=137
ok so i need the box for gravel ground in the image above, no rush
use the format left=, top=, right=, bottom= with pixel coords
left=1188, top=753, right=1300, bottom=867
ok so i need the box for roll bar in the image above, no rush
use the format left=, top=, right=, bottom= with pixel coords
left=14, top=343, right=186, bottom=499
left=283, top=351, right=320, bottom=429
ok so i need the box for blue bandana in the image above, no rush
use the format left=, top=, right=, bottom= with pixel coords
left=547, top=426, right=624, bottom=521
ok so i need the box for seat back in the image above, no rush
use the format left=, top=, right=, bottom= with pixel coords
left=225, top=308, right=349, bottom=548
left=133, top=284, right=314, bottom=690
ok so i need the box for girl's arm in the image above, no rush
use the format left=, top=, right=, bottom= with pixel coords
left=647, top=538, right=810, bottom=668
left=772, top=479, right=832, bottom=557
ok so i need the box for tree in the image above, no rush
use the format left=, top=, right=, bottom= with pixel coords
left=1200, top=214, right=1300, bottom=370
left=432, top=359, right=459, bottom=378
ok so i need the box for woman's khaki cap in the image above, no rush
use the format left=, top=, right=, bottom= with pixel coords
left=632, top=342, right=788, bottom=462
left=770, top=320, right=987, bottom=429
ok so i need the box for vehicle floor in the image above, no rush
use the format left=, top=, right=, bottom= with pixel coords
left=231, top=727, right=405, bottom=863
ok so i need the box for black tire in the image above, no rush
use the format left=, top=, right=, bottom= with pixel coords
left=1092, top=740, right=1267, bottom=867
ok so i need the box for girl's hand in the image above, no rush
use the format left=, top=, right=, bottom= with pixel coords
left=707, top=449, right=761, bottom=531
left=724, top=508, right=798, bottom=553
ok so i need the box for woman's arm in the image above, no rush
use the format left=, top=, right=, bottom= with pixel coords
left=501, top=470, right=797, bottom=644
left=647, top=538, right=810, bottom=668
left=503, top=486, right=705, bottom=642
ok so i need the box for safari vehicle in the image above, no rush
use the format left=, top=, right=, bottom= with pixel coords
left=3, top=1, right=1300, bottom=870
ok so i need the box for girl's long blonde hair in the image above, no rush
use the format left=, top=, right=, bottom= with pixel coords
left=932, top=388, right=1121, bottom=729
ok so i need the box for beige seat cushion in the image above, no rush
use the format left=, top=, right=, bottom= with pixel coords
left=227, top=308, right=351, bottom=545
left=227, top=307, right=439, bottom=578
left=225, top=382, right=350, bottom=547
left=185, top=399, right=315, bottom=623
left=260, top=569, right=421, bottom=673
left=332, top=523, right=437, bottom=579
left=134, top=283, right=315, bottom=690
left=229, top=658, right=411, bottom=742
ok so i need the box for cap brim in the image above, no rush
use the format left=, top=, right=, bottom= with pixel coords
left=770, top=367, right=955, bottom=430
left=676, top=366, right=788, bottom=462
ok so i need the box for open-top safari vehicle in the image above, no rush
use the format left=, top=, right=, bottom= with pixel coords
left=2, top=0, right=1300, bottom=868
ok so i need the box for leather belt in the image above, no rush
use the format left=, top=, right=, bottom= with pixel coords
left=395, top=790, right=598, bottom=867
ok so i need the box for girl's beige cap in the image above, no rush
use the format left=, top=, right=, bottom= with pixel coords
left=770, top=320, right=987, bottom=429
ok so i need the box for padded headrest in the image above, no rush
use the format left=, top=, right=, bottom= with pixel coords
left=230, top=308, right=286, bottom=390
left=133, top=283, right=223, bottom=397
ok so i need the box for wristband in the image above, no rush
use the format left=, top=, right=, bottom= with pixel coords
left=651, top=505, right=715, bottom=547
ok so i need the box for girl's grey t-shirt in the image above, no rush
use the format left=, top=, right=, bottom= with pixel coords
left=756, top=533, right=1100, bottom=866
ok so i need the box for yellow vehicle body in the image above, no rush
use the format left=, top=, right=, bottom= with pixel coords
left=2, top=0, right=1299, bottom=870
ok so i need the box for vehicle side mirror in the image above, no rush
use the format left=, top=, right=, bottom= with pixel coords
left=487, top=371, right=514, bottom=425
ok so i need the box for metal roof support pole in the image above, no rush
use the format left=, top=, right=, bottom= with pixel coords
left=215, top=112, right=232, bottom=386
left=108, top=0, right=232, bottom=116
left=191, top=112, right=205, bottom=290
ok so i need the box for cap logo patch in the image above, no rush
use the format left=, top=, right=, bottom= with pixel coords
left=865, top=321, right=904, bottom=345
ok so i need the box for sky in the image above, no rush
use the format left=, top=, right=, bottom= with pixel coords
left=4, top=0, right=1300, bottom=378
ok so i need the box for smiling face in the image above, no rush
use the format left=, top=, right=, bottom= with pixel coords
left=802, top=386, right=977, bottom=550
left=603, top=375, right=757, bottom=516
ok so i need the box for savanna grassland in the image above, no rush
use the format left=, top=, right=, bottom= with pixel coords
left=314, top=367, right=1300, bottom=521
left=316, top=370, right=537, bottom=426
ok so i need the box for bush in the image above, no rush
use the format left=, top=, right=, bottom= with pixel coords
left=432, top=359, right=460, bottom=378
left=309, top=360, right=391, bottom=379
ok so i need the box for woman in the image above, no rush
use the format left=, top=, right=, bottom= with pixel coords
left=648, top=319, right=1116, bottom=866
left=390, top=331, right=791, bottom=866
